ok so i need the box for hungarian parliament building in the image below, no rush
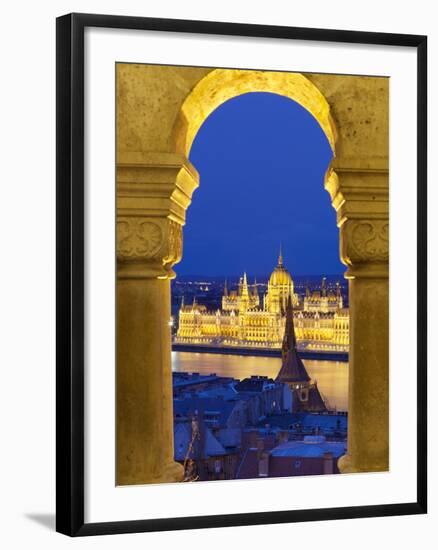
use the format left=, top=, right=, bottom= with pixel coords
left=175, top=251, right=349, bottom=353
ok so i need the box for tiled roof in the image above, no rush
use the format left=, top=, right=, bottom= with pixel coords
left=276, top=349, right=311, bottom=383
left=300, top=384, right=327, bottom=412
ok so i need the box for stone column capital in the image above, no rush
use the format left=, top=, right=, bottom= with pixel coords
left=325, top=164, right=389, bottom=279
left=116, top=152, right=199, bottom=279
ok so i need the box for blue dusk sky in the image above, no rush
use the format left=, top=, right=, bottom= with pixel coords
left=176, top=92, right=343, bottom=278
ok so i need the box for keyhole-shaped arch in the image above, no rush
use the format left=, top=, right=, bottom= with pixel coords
left=173, top=68, right=338, bottom=159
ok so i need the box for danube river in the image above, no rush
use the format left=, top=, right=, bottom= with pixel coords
left=172, top=351, right=349, bottom=411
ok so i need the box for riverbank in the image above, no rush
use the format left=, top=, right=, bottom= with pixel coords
left=172, top=351, right=349, bottom=410
left=172, top=342, right=348, bottom=362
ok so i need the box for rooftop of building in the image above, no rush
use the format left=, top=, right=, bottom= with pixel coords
left=174, top=373, right=284, bottom=399
left=174, top=421, right=228, bottom=461
left=235, top=448, right=260, bottom=479
left=270, top=436, right=346, bottom=458
left=173, top=372, right=235, bottom=388
left=234, top=376, right=276, bottom=393
left=257, top=411, right=348, bottom=432
left=174, top=396, right=238, bottom=427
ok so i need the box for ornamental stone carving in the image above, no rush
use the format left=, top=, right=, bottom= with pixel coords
left=341, top=219, right=389, bottom=268
left=117, top=216, right=184, bottom=279
left=328, top=166, right=389, bottom=277
left=163, top=219, right=183, bottom=272
left=117, top=218, right=163, bottom=260
left=116, top=152, right=199, bottom=279
left=349, top=221, right=389, bottom=262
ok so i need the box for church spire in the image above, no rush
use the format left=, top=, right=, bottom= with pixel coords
left=282, top=295, right=297, bottom=360
left=276, top=295, right=310, bottom=384
left=224, top=279, right=228, bottom=296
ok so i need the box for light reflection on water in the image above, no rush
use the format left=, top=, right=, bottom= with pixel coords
left=172, top=351, right=349, bottom=411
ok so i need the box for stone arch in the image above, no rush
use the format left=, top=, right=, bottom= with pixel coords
left=172, top=68, right=338, bottom=158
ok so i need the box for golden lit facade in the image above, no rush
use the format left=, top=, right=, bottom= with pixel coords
left=176, top=252, right=349, bottom=352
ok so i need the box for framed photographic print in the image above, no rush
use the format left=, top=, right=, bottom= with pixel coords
left=56, top=13, right=427, bottom=536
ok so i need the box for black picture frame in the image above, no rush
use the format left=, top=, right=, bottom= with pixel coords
left=56, top=12, right=428, bottom=537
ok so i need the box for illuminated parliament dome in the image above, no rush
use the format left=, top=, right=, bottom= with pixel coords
left=269, top=249, right=293, bottom=286
left=265, top=248, right=298, bottom=313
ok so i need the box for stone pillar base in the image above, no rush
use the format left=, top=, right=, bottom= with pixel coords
left=338, top=453, right=388, bottom=474
left=163, top=461, right=185, bottom=483
left=118, top=462, right=184, bottom=487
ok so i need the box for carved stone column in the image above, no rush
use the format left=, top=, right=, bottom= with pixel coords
left=326, top=163, right=389, bottom=473
left=116, top=152, right=198, bottom=485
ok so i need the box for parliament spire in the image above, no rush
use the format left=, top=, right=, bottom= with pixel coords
left=278, top=244, right=283, bottom=266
